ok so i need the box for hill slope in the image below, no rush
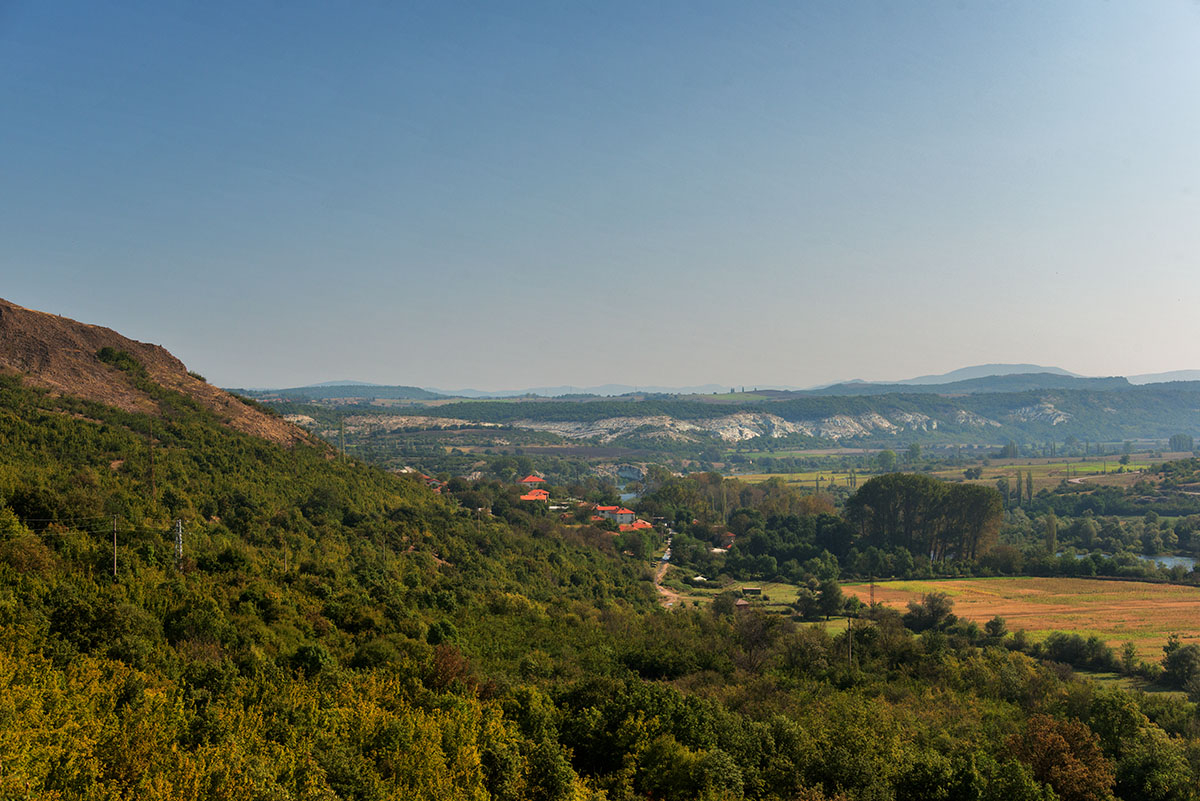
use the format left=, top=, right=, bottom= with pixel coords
left=0, top=298, right=305, bottom=445
left=0, top=307, right=652, bottom=799
left=1, top=304, right=1198, bottom=799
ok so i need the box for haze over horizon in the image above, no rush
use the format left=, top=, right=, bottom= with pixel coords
left=4, top=2, right=1198, bottom=389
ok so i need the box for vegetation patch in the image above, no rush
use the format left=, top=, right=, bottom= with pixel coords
left=96, top=346, right=148, bottom=378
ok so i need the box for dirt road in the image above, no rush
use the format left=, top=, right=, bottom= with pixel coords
left=655, top=559, right=680, bottom=608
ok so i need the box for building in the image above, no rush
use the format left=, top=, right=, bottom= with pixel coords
left=520, top=488, right=550, bottom=502
left=596, top=505, right=636, bottom=525
left=519, top=475, right=546, bottom=486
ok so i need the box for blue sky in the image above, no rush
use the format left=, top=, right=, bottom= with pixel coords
left=3, top=2, right=1199, bottom=389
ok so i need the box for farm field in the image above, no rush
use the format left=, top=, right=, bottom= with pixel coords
left=931, top=457, right=1154, bottom=492
left=734, top=454, right=1160, bottom=492
left=843, top=576, right=1200, bottom=661
left=735, top=447, right=875, bottom=459
left=664, top=577, right=803, bottom=609
left=735, top=470, right=863, bottom=490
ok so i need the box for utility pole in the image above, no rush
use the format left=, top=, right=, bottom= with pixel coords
left=175, top=519, right=183, bottom=564
left=339, top=418, right=346, bottom=459
left=112, top=516, right=117, bottom=578
left=147, top=421, right=156, bottom=510
left=847, top=619, right=853, bottom=666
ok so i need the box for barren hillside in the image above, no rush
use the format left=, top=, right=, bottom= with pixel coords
left=0, top=298, right=306, bottom=446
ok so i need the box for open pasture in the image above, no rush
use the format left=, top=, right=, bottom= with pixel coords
left=666, top=577, right=803, bottom=609
left=735, top=447, right=874, bottom=459
left=843, top=576, right=1200, bottom=661
left=932, top=458, right=1153, bottom=492
left=736, top=454, right=1158, bottom=493
left=735, top=470, right=861, bottom=489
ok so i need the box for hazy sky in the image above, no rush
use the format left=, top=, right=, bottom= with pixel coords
left=3, top=2, right=1199, bottom=389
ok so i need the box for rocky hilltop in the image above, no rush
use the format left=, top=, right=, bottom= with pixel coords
left=0, top=298, right=306, bottom=446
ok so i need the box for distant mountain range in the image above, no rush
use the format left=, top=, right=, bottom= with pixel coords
left=426, top=384, right=729, bottom=398
left=1127, top=370, right=1200, bottom=385
left=232, top=363, right=1200, bottom=401
left=800, top=373, right=1129, bottom=397
left=233, top=384, right=446, bottom=402
left=882, top=363, right=1081, bottom=385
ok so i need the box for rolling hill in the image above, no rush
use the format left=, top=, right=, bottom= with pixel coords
left=1, top=299, right=1198, bottom=799
left=0, top=297, right=305, bottom=446
left=232, top=382, right=446, bottom=402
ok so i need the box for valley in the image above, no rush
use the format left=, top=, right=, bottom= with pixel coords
left=2, top=299, right=1199, bottom=800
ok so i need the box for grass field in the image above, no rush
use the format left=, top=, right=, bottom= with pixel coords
left=665, top=577, right=804, bottom=609
left=930, top=455, right=1157, bottom=492
left=843, top=577, right=1200, bottom=660
left=735, top=448, right=873, bottom=459
left=736, top=456, right=1155, bottom=492
left=735, top=470, right=862, bottom=489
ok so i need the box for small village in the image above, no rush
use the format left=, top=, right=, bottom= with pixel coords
left=411, top=470, right=660, bottom=535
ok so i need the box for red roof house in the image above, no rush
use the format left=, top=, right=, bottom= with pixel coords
left=519, top=475, right=546, bottom=485
left=596, top=506, right=636, bottom=525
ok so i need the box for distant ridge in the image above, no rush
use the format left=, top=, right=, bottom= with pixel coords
left=243, top=365, right=1199, bottom=401
left=804, top=372, right=1129, bottom=396
left=235, top=383, right=445, bottom=402
left=889, top=363, right=1079, bottom=385
left=308, top=379, right=382, bottom=387
left=1128, top=370, right=1200, bottom=385
left=427, top=383, right=728, bottom=398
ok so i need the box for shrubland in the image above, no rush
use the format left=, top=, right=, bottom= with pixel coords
left=2, top=371, right=1199, bottom=799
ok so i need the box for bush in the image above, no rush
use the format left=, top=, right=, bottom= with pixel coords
left=96, top=347, right=147, bottom=377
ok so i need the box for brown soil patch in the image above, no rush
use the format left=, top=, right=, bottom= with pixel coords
left=656, top=560, right=680, bottom=608
left=0, top=298, right=307, bottom=447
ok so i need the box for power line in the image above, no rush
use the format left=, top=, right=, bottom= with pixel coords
left=17, top=515, right=112, bottom=523
left=21, top=519, right=183, bottom=537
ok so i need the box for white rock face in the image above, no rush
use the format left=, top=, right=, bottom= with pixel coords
left=511, top=411, right=936, bottom=443
left=892, top=411, right=937, bottom=431
left=703, top=413, right=815, bottom=441
left=512, top=416, right=699, bottom=442
left=511, top=414, right=812, bottom=443
left=811, top=414, right=893, bottom=439
left=329, top=402, right=1046, bottom=444
left=341, top=415, right=501, bottom=434
left=954, top=410, right=1002, bottom=428
left=1009, top=403, right=1072, bottom=426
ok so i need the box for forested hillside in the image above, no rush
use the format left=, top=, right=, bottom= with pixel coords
left=2, top=332, right=1200, bottom=798
left=402, top=384, right=1200, bottom=447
